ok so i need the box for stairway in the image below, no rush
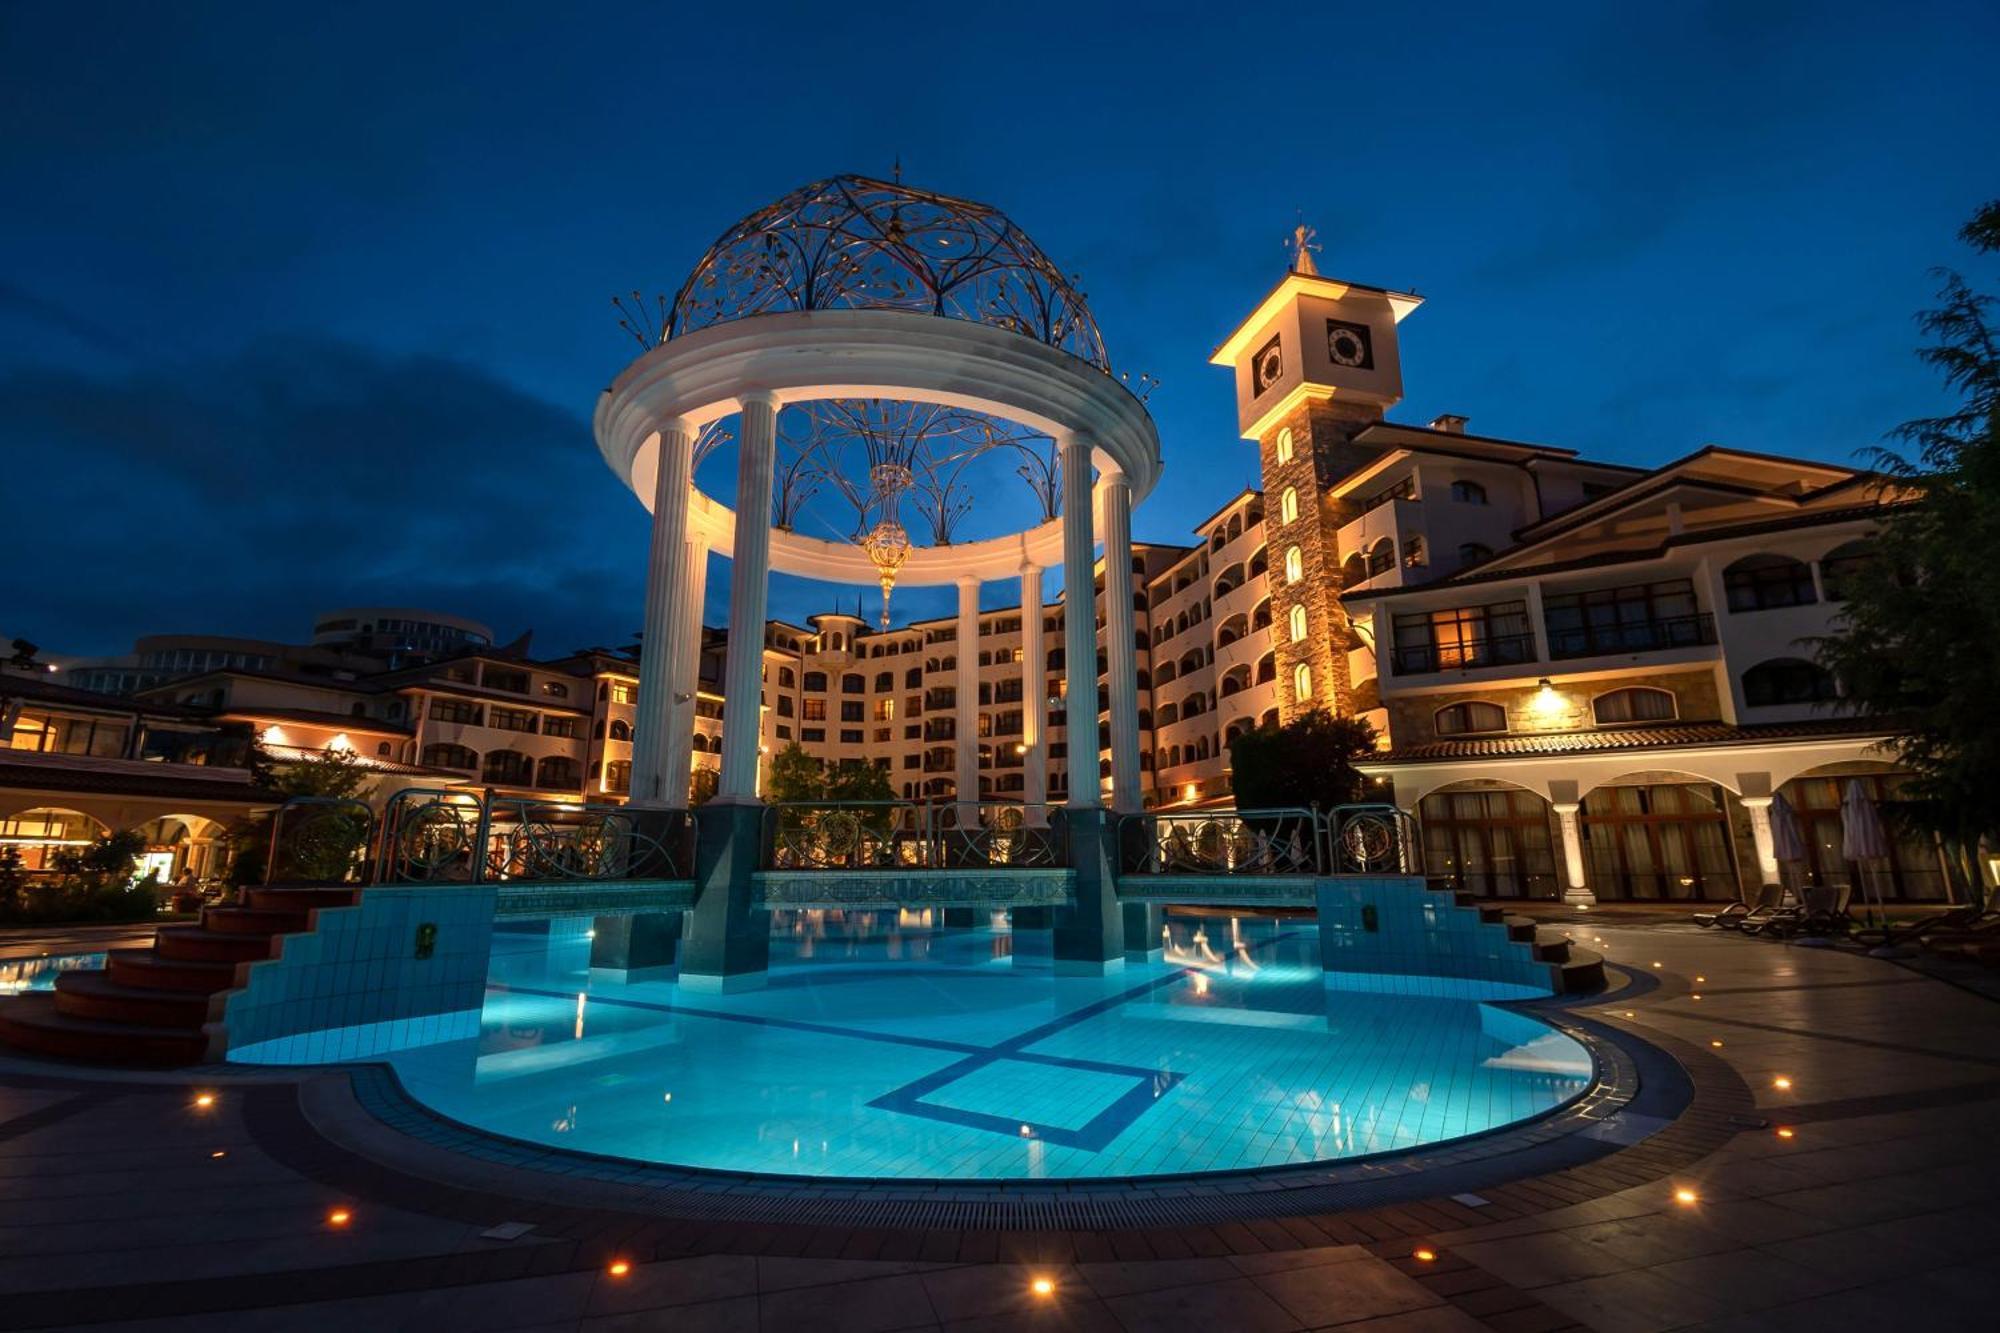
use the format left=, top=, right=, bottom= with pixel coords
left=1449, top=891, right=1606, bottom=995
left=0, top=886, right=360, bottom=1067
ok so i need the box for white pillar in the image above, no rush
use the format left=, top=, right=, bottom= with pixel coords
left=658, top=537, right=708, bottom=809
left=1102, top=470, right=1142, bottom=814
left=717, top=392, right=779, bottom=802
left=1020, top=563, right=1048, bottom=821
left=1060, top=434, right=1100, bottom=810
left=955, top=575, right=981, bottom=823
left=629, top=417, right=695, bottom=808
left=1741, top=796, right=1781, bottom=886
left=1552, top=801, right=1595, bottom=906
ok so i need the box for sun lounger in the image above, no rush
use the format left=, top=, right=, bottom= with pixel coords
left=1694, top=882, right=1781, bottom=929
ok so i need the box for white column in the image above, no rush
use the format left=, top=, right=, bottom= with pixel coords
left=629, top=417, right=695, bottom=808
left=1741, top=796, right=1781, bottom=886
left=658, top=537, right=708, bottom=809
left=717, top=392, right=779, bottom=802
left=1020, top=563, right=1048, bottom=821
left=1060, top=433, right=1100, bottom=809
left=1102, top=470, right=1143, bottom=814
left=1552, top=801, right=1595, bottom=906
left=955, top=575, right=981, bottom=822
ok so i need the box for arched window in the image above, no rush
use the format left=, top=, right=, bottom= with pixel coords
left=905, top=667, right=922, bottom=688
left=1819, top=540, right=1876, bottom=602
left=1458, top=542, right=1494, bottom=566
left=778, top=667, right=795, bottom=688
left=803, top=671, right=827, bottom=692
left=481, top=749, right=533, bottom=786
left=1284, top=546, right=1303, bottom=584
left=1293, top=662, right=1313, bottom=701
left=842, top=673, right=865, bottom=694
left=1280, top=487, right=1299, bottom=524
left=535, top=756, right=581, bottom=790
left=1592, top=687, right=1678, bottom=726
left=1341, top=553, right=1366, bottom=587
left=690, top=733, right=708, bottom=752
left=1742, top=658, right=1839, bottom=706
left=1724, top=554, right=1817, bottom=611
left=1434, top=701, right=1508, bottom=735
left=603, top=759, right=631, bottom=794
left=1255, top=652, right=1276, bottom=684
left=1275, top=427, right=1294, bottom=464
left=1450, top=480, right=1488, bottom=505
left=608, top=718, right=631, bottom=741
left=421, top=743, right=477, bottom=771
left=1367, top=538, right=1395, bottom=576
left=874, top=671, right=892, bottom=691
left=1288, top=604, right=1308, bottom=642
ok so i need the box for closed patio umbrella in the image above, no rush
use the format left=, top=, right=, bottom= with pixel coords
left=1769, top=791, right=1808, bottom=865
left=1841, top=778, right=1891, bottom=932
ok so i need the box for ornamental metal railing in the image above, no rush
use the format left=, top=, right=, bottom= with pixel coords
left=761, top=800, right=1070, bottom=871
left=1544, top=612, right=1716, bottom=660
left=372, top=786, right=686, bottom=885
left=1117, top=803, right=1423, bottom=877
left=264, top=796, right=375, bottom=884
left=1390, top=634, right=1538, bottom=676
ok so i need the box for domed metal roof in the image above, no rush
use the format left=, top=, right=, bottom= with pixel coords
left=662, top=174, right=1109, bottom=370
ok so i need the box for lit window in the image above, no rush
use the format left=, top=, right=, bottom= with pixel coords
left=1281, top=487, right=1299, bottom=525
left=1293, top=662, right=1313, bottom=700
left=1275, top=428, right=1294, bottom=465
left=1284, top=546, right=1303, bottom=584
left=1289, top=605, right=1308, bottom=642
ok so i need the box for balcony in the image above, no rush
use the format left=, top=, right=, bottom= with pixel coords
left=1546, top=613, right=1716, bottom=661
left=1390, top=634, right=1537, bottom=676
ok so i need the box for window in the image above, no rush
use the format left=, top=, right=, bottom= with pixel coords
left=1283, top=546, right=1303, bottom=584
left=608, top=681, right=634, bottom=705
left=1367, top=538, right=1395, bottom=576
left=421, top=743, right=478, bottom=770
left=488, top=706, right=538, bottom=733
left=1274, top=427, right=1294, bottom=464
left=802, top=698, right=826, bottom=721
left=535, top=756, right=581, bottom=790
left=1391, top=601, right=1534, bottom=674
left=540, top=681, right=569, bottom=698
left=1288, top=604, right=1308, bottom=642
left=1280, top=487, right=1299, bottom=524
left=1293, top=662, right=1313, bottom=700
left=1420, top=788, right=1559, bottom=898
left=802, top=728, right=825, bottom=742
left=839, top=729, right=863, bottom=744
left=542, top=716, right=579, bottom=739
left=1458, top=542, right=1494, bottom=565
left=608, top=718, right=631, bottom=741
left=1742, top=658, right=1839, bottom=706
left=874, top=698, right=895, bottom=720
left=1819, top=540, right=1876, bottom=602
left=602, top=760, right=630, bottom=794
left=1449, top=480, right=1488, bottom=505
left=1724, top=554, right=1817, bottom=612
left=803, top=671, right=827, bottom=692
left=1403, top=535, right=1426, bottom=567
left=1435, top=701, right=1508, bottom=735
left=839, top=701, right=864, bottom=722
left=842, top=673, right=865, bottom=694
left=874, top=671, right=893, bottom=691
left=428, top=698, right=482, bottom=725
left=1543, top=579, right=1708, bottom=658
left=778, top=667, right=795, bottom=688
left=1592, top=687, right=1678, bottom=726
left=481, top=749, right=533, bottom=785
left=483, top=668, right=529, bottom=694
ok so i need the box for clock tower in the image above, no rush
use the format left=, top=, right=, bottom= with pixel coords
left=1210, top=233, right=1422, bottom=722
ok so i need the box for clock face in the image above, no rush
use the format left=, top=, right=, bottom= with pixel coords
left=1252, top=334, right=1284, bottom=395
left=1326, top=318, right=1374, bottom=370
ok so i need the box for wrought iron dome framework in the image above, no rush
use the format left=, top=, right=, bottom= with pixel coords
left=640, top=173, right=1110, bottom=371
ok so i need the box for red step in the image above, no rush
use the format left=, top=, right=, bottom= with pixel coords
left=106, top=948, right=240, bottom=994
left=155, top=926, right=279, bottom=964
left=0, top=994, right=209, bottom=1067
left=245, top=886, right=361, bottom=913
left=200, top=906, right=310, bottom=937
left=53, top=971, right=215, bottom=1029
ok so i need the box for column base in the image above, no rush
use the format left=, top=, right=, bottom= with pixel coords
left=676, top=970, right=769, bottom=995
left=678, top=803, right=770, bottom=986
left=1053, top=956, right=1126, bottom=977
left=1560, top=886, right=1598, bottom=908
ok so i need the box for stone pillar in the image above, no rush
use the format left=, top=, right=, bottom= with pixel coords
left=1020, top=563, right=1048, bottom=823
left=1552, top=801, right=1595, bottom=907
left=1102, top=470, right=1142, bottom=815
left=1053, top=433, right=1121, bottom=972
left=955, top=576, right=981, bottom=825
left=1060, top=434, right=1101, bottom=811
left=659, top=538, right=708, bottom=810
left=1122, top=901, right=1165, bottom=959
left=629, top=417, right=695, bottom=808
left=716, top=392, right=778, bottom=802
left=1741, top=796, right=1781, bottom=886
left=590, top=912, right=683, bottom=982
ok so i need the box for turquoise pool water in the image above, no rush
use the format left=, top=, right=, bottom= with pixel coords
left=308, top=913, right=1592, bottom=1181
left=0, top=952, right=105, bottom=994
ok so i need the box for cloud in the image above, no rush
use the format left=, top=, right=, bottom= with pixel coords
left=0, top=337, right=650, bottom=655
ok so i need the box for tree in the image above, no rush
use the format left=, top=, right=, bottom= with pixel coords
left=1226, top=710, right=1378, bottom=813
left=765, top=741, right=825, bottom=805
left=1814, top=200, right=2000, bottom=903
left=826, top=759, right=896, bottom=834
left=234, top=748, right=378, bottom=885
left=273, top=747, right=375, bottom=801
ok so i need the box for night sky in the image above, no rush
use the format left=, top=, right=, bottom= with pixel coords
left=3, top=2, right=1994, bottom=659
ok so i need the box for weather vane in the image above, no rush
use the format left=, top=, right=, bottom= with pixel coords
left=1287, top=214, right=1320, bottom=276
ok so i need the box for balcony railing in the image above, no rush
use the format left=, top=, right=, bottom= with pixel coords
left=1390, top=633, right=1537, bottom=676
left=1545, top=613, right=1716, bottom=660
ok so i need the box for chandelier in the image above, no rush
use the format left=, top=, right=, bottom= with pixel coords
left=861, top=462, right=915, bottom=629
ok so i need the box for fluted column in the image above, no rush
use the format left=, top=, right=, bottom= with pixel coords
left=1060, top=433, right=1100, bottom=810
left=955, top=575, right=981, bottom=823
left=658, top=537, right=708, bottom=809
left=1552, top=801, right=1594, bottom=906
left=1102, top=469, right=1142, bottom=814
left=1020, top=563, right=1047, bottom=823
left=629, top=417, right=695, bottom=808
left=716, top=391, right=778, bottom=801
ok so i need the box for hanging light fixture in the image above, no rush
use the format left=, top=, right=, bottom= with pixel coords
left=861, top=461, right=914, bottom=629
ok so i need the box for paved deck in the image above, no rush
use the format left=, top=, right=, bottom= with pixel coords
left=1, top=922, right=1996, bottom=1331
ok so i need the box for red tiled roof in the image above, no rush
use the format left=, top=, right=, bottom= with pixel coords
left=0, top=754, right=275, bottom=806
left=1365, top=717, right=1899, bottom=765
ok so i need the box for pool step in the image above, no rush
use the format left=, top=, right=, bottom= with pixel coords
left=0, top=881, right=351, bottom=1068
left=1556, top=945, right=1607, bottom=994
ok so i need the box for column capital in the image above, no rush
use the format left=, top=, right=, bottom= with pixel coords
left=1740, top=795, right=1774, bottom=811
left=657, top=414, right=697, bottom=440
left=956, top=573, right=982, bottom=591
left=1101, top=465, right=1131, bottom=491
left=1019, top=560, right=1043, bottom=579
left=736, top=388, right=782, bottom=413
left=1551, top=801, right=1582, bottom=817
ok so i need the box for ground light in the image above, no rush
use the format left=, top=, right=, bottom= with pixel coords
left=1412, top=1247, right=1437, bottom=1262
left=1673, top=1188, right=1699, bottom=1206
left=209, top=1150, right=227, bottom=1159
left=608, top=1260, right=632, bottom=1278
left=1711, top=1040, right=1723, bottom=1048
left=1031, top=1277, right=1055, bottom=1297
left=193, top=1092, right=216, bottom=1109
left=1773, top=1076, right=1793, bottom=1090
left=327, top=1209, right=352, bottom=1227
left=1777, top=1127, right=1797, bottom=1139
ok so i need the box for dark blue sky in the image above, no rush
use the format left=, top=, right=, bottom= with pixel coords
left=3, top=1, right=1994, bottom=657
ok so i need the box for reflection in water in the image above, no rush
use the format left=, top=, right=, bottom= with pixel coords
left=0, top=953, right=105, bottom=995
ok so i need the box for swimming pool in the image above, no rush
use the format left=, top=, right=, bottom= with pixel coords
left=245, top=912, right=1593, bottom=1181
